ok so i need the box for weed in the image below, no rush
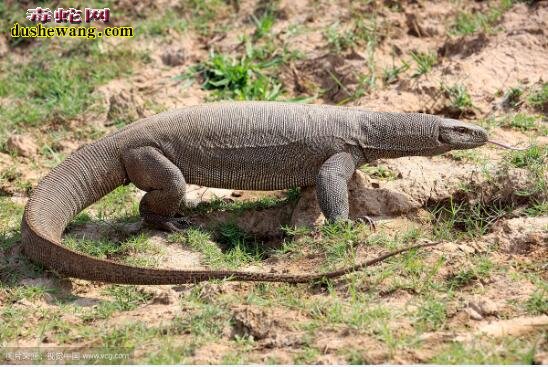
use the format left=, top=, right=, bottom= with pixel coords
left=431, top=337, right=539, bottom=364
left=360, top=164, right=399, bottom=180
left=139, top=11, right=188, bottom=36
left=505, top=145, right=546, bottom=196
left=525, top=200, right=547, bottom=216
left=430, top=198, right=511, bottom=239
left=189, top=50, right=283, bottom=101
left=410, top=51, right=437, bottom=77
left=443, top=83, right=474, bottom=111
left=382, top=61, right=410, bottom=85
left=502, top=87, right=523, bottom=109
left=0, top=42, right=146, bottom=129
left=415, top=298, right=447, bottom=331
left=324, top=17, right=378, bottom=54
left=525, top=289, right=547, bottom=315
left=449, top=0, right=515, bottom=36
left=500, top=113, right=542, bottom=132
left=252, top=11, right=276, bottom=40
left=446, top=256, right=493, bottom=289
left=527, top=82, right=548, bottom=110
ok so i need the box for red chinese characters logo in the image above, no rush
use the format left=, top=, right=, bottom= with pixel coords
left=26, top=7, right=110, bottom=24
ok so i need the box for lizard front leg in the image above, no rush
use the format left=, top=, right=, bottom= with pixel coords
left=122, top=147, right=189, bottom=232
left=316, top=152, right=356, bottom=222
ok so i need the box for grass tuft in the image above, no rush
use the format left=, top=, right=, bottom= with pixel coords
left=410, top=51, right=437, bottom=78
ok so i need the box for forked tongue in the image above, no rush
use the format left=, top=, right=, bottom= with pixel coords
left=487, top=140, right=530, bottom=151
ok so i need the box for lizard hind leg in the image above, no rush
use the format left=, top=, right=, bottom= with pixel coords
left=122, top=147, right=190, bottom=232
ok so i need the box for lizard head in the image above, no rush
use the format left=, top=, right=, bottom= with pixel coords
left=438, top=118, right=487, bottom=149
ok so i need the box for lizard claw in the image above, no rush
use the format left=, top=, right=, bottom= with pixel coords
left=144, top=214, right=191, bottom=233
left=354, top=216, right=376, bottom=231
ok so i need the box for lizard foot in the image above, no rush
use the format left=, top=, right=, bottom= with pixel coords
left=143, top=214, right=191, bottom=233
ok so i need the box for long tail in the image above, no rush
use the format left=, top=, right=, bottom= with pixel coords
left=22, top=137, right=440, bottom=284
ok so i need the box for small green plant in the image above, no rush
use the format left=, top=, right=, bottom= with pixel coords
left=252, top=12, right=276, bottom=39
left=382, top=61, right=410, bottom=85
left=502, top=87, right=523, bottom=109
left=324, top=22, right=356, bottom=53
left=505, top=145, right=546, bottom=197
left=324, top=18, right=378, bottom=54
left=430, top=198, right=511, bottom=239
left=416, top=298, right=447, bottom=331
left=527, top=82, right=548, bottom=110
left=500, top=113, right=540, bottom=131
left=446, top=256, right=493, bottom=289
left=525, top=200, right=547, bottom=216
left=525, top=289, right=547, bottom=315
left=190, top=51, right=283, bottom=101
left=442, top=83, right=474, bottom=114
left=410, top=51, right=437, bottom=77
left=449, top=1, right=515, bottom=36
left=360, top=164, right=399, bottom=181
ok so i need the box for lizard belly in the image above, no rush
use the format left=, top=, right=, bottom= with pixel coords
left=180, top=145, right=322, bottom=190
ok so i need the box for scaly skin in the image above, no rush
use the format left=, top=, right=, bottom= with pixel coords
left=21, top=102, right=488, bottom=284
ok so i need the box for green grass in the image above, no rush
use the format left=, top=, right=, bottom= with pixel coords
left=382, top=61, right=410, bottom=85
left=502, top=87, right=523, bottom=109
left=168, top=226, right=264, bottom=269
left=359, top=164, right=399, bottom=181
left=324, top=17, right=378, bottom=54
left=442, top=83, right=474, bottom=114
left=138, top=11, right=189, bottom=37
left=525, top=289, right=547, bottom=315
left=181, top=0, right=232, bottom=36
left=527, top=82, right=548, bottom=110
left=0, top=41, right=148, bottom=134
left=63, top=233, right=161, bottom=268
left=505, top=145, right=546, bottom=197
left=500, top=113, right=544, bottom=132
left=431, top=336, right=539, bottom=364
left=252, top=11, right=276, bottom=40
left=415, top=298, right=447, bottom=331
left=184, top=188, right=300, bottom=215
left=82, top=285, right=153, bottom=321
left=446, top=256, right=493, bottom=290
left=188, top=50, right=283, bottom=101
left=449, top=0, right=515, bottom=36
left=430, top=198, right=511, bottom=239
left=410, top=51, right=437, bottom=77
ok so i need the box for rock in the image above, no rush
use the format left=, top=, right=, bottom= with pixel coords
left=290, top=171, right=420, bottom=227
left=231, top=305, right=273, bottom=340
left=477, top=315, right=548, bottom=337
left=487, top=217, right=548, bottom=254
left=465, top=306, right=484, bottom=321
left=161, top=47, right=187, bottom=66
left=469, top=298, right=499, bottom=318
left=6, top=134, right=38, bottom=157
left=137, top=285, right=178, bottom=305
left=185, top=185, right=234, bottom=207
left=106, top=90, right=145, bottom=125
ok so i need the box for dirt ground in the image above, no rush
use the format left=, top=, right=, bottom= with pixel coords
left=0, top=0, right=546, bottom=364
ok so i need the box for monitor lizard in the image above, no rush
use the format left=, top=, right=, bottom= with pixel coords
left=21, top=101, right=490, bottom=284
